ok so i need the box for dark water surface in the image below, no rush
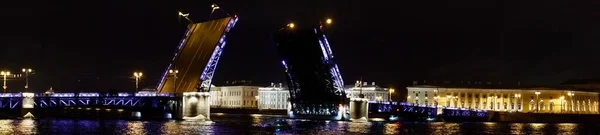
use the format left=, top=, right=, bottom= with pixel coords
left=2, top=114, right=599, bottom=134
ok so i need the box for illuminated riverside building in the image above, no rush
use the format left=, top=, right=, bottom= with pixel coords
left=345, top=81, right=391, bottom=102
left=209, top=86, right=259, bottom=108
left=407, top=82, right=599, bottom=114
left=257, top=83, right=290, bottom=110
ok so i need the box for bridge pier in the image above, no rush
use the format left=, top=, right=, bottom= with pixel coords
left=182, top=92, right=210, bottom=121
left=349, top=98, right=369, bottom=122
left=21, top=93, right=35, bottom=118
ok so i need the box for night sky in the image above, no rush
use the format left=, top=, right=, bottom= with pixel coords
left=2, top=0, right=600, bottom=93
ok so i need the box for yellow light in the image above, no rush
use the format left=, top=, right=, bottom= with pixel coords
left=288, top=23, right=295, bottom=28
left=169, top=70, right=174, bottom=73
left=28, top=69, right=32, bottom=72
left=22, top=69, right=25, bottom=72
left=389, top=88, right=395, bottom=93
left=326, top=18, right=332, bottom=24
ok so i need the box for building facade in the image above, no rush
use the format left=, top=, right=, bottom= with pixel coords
left=258, top=83, right=290, bottom=110
left=346, top=81, right=391, bottom=102
left=407, top=85, right=599, bottom=114
left=209, top=86, right=259, bottom=108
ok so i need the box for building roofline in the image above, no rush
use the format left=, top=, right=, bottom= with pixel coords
left=408, top=85, right=599, bottom=93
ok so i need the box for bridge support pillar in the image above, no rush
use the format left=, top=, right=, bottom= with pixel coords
left=21, top=93, right=35, bottom=118
left=182, top=92, right=210, bottom=121
left=349, top=98, right=369, bottom=122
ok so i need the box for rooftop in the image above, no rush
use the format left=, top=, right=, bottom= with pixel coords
left=408, top=80, right=599, bottom=92
left=410, top=85, right=599, bottom=93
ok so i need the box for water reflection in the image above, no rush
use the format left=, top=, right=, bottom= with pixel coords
left=0, top=120, right=14, bottom=134
left=126, top=121, right=146, bottom=134
left=556, top=123, right=578, bottom=135
left=383, top=123, right=399, bottom=134
left=0, top=115, right=591, bottom=134
left=510, top=123, right=525, bottom=135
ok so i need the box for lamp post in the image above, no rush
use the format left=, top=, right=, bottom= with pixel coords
left=0, top=71, right=10, bottom=93
left=169, top=69, right=179, bottom=92
left=133, top=72, right=143, bottom=91
left=560, top=96, right=565, bottom=113
left=22, top=68, right=32, bottom=92
left=446, top=95, right=452, bottom=107
left=255, top=96, right=259, bottom=108
left=568, top=92, right=574, bottom=113
left=535, top=91, right=541, bottom=113
left=388, top=88, right=395, bottom=102
left=514, top=94, right=522, bottom=112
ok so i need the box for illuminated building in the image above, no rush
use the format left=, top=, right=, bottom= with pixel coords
left=407, top=82, right=599, bottom=114
left=345, top=81, right=390, bottom=102
left=258, top=83, right=290, bottom=110
left=209, top=86, right=259, bottom=108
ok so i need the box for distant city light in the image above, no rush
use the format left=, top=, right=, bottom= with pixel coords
left=326, top=18, right=332, bottom=24
left=288, top=23, right=295, bottom=28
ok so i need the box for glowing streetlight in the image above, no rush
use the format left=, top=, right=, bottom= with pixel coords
left=560, top=96, right=565, bottom=112
left=169, top=69, right=179, bottom=92
left=326, top=18, right=332, bottom=24
left=22, top=68, right=33, bottom=91
left=514, top=94, right=522, bottom=112
left=535, top=91, right=541, bottom=112
left=287, top=23, right=295, bottom=28
left=388, top=88, right=395, bottom=102
left=0, top=71, right=10, bottom=93
left=568, top=92, right=574, bottom=112
left=133, top=72, right=143, bottom=91
left=178, top=11, right=193, bottom=23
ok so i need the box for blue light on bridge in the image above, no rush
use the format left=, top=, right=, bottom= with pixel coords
left=78, top=93, right=100, bottom=97
left=50, top=93, right=75, bottom=97
left=117, top=93, right=130, bottom=97
left=0, top=93, right=21, bottom=97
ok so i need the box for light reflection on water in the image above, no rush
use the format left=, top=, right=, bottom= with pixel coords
left=0, top=114, right=594, bottom=134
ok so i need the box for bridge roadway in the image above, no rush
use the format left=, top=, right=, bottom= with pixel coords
left=368, top=101, right=489, bottom=121
left=0, top=92, right=183, bottom=119
left=0, top=92, right=487, bottom=121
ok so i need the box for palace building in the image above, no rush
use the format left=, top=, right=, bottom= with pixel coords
left=407, top=81, right=599, bottom=114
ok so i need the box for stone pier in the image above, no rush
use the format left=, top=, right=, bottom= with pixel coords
left=349, top=98, right=369, bottom=122
left=182, top=92, right=211, bottom=120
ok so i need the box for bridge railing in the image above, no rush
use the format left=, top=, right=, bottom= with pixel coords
left=0, top=92, right=178, bottom=98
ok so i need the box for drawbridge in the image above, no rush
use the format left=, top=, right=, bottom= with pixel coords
left=156, top=16, right=238, bottom=93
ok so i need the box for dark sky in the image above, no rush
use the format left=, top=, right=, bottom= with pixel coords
left=1, top=0, right=600, bottom=92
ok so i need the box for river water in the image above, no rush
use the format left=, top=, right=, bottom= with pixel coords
left=1, top=114, right=597, bottom=134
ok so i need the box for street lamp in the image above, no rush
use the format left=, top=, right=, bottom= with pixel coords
left=514, top=94, right=522, bottom=112
left=133, top=72, right=143, bottom=91
left=169, top=69, right=179, bottom=92
left=568, top=92, right=574, bottom=113
left=535, top=91, right=541, bottom=112
left=0, top=71, right=10, bottom=93
left=287, top=23, right=295, bottom=28
left=254, top=96, right=259, bottom=108
left=326, top=18, right=332, bottom=24
left=446, top=95, right=452, bottom=107
left=560, top=96, right=565, bottom=113
left=388, top=88, right=395, bottom=102
left=22, top=68, right=32, bottom=91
